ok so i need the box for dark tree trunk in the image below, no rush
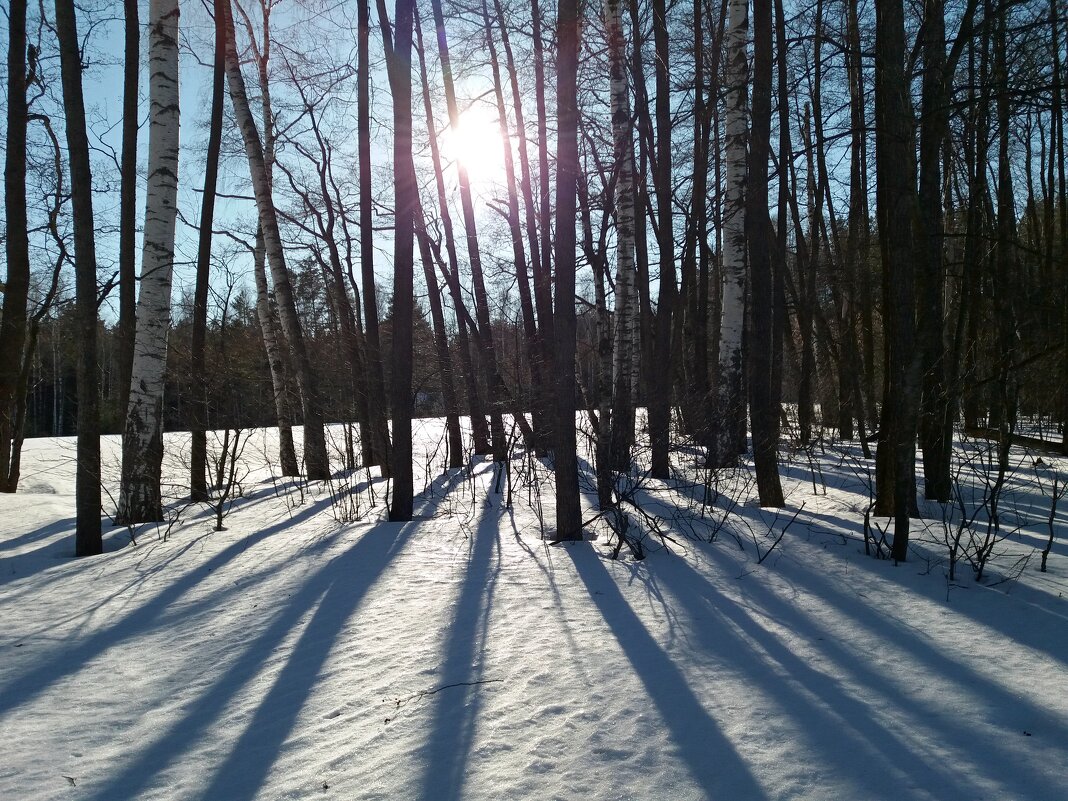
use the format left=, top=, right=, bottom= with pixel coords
left=873, top=0, right=920, bottom=560
left=223, top=0, right=330, bottom=481
left=412, top=6, right=490, bottom=455
left=748, top=0, right=784, bottom=506
left=55, top=0, right=102, bottom=554
left=553, top=0, right=583, bottom=539
left=648, top=0, right=677, bottom=479
left=116, top=0, right=138, bottom=432
left=190, top=0, right=227, bottom=502
left=494, top=0, right=551, bottom=452
left=387, top=0, right=416, bottom=521
left=358, top=0, right=393, bottom=474
left=429, top=0, right=507, bottom=461
left=0, top=0, right=30, bottom=492
left=916, top=0, right=952, bottom=501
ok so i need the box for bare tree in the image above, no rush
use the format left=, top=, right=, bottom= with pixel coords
left=54, top=0, right=102, bottom=553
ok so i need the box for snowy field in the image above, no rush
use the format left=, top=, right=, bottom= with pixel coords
left=2, top=420, right=1067, bottom=801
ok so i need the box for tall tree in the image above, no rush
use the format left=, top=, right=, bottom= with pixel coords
left=709, top=0, right=749, bottom=468
left=0, top=0, right=30, bottom=492
left=190, top=0, right=228, bottom=501
left=916, top=0, right=952, bottom=501
left=223, top=0, right=330, bottom=481
left=413, top=3, right=490, bottom=455
left=387, top=0, right=417, bottom=521
left=54, top=0, right=102, bottom=553
left=647, top=0, right=677, bottom=479
left=873, top=0, right=920, bottom=560
left=116, top=0, right=139, bottom=429
left=748, top=0, right=784, bottom=505
left=606, top=0, right=638, bottom=472
left=553, top=0, right=583, bottom=539
left=118, top=0, right=182, bottom=524
left=428, top=0, right=508, bottom=460
left=357, top=0, right=393, bottom=473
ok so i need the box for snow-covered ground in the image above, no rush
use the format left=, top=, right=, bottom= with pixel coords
left=1, top=421, right=1067, bottom=801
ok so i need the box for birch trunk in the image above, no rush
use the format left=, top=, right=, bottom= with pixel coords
left=222, top=0, right=330, bottom=480
left=118, top=0, right=180, bottom=523
left=709, top=0, right=749, bottom=468
left=606, top=0, right=638, bottom=472
left=252, top=230, right=300, bottom=476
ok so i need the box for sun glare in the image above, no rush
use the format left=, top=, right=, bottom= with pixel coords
left=443, top=106, right=507, bottom=189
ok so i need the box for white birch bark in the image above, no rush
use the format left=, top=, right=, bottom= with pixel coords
left=711, top=0, right=750, bottom=467
left=118, top=0, right=179, bottom=523
left=606, top=0, right=638, bottom=469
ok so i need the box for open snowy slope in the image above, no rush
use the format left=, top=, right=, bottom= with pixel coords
left=1, top=425, right=1067, bottom=801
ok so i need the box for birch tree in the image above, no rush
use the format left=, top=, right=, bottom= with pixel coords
left=222, top=0, right=331, bottom=481
left=709, top=0, right=749, bottom=468
left=606, top=0, right=638, bottom=471
left=118, top=0, right=181, bottom=524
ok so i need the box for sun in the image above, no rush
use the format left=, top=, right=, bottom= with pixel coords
left=441, top=105, right=508, bottom=190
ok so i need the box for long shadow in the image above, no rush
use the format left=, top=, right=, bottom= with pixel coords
left=692, top=545, right=1068, bottom=799
left=783, top=509, right=1068, bottom=666
left=81, top=520, right=413, bottom=801
left=0, top=491, right=336, bottom=718
left=417, top=502, right=503, bottom=801
left=566, top=546, right=769, bottom=801
left=0, top=517, right=76, bottom=553
left=659, top=555, right=1002, bottom=799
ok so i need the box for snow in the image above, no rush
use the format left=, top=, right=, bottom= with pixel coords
left=2, top=422, right=1067, bottom=801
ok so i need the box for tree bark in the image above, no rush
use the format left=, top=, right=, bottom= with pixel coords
left=0, top=0, right=30, bottom=492
left=386, top=0, right=417, bottom=521
left=428, top=0, right=507, bottom=461
left=118, top=0, right=181, bottom=524
left=749, top=0, right=784, bottom=506
left=916, top=0, right=952, bottom=501
left=553, top=0, right=583, bottom=539
left=55, top=0, right=102, bottom=553
left=709, top=0, right=749, bottom=468
left=190, top=0, right=227, bottom=502
left=647, top=0, right=677, bottom=479
left=605, top=0, right=638, bottom=472
left=413, top=5, right=490, bottom=454
left=873, top=0, right=920, bottom=559
left=116, top=0, right=139, bottom=432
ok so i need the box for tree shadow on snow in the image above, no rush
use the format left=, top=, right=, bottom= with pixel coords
left=0, top=491, right=338, bottom=719
left=675, top=545, right=1068, bottom=800
left=77, top=518, right=416, bottom=801
left=565, top=545, right=770, bottom=801
left=416, top=499, right=504, bottom=801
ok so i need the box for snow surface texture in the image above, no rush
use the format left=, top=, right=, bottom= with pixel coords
left=1, top=421, right=1067, bottom=801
